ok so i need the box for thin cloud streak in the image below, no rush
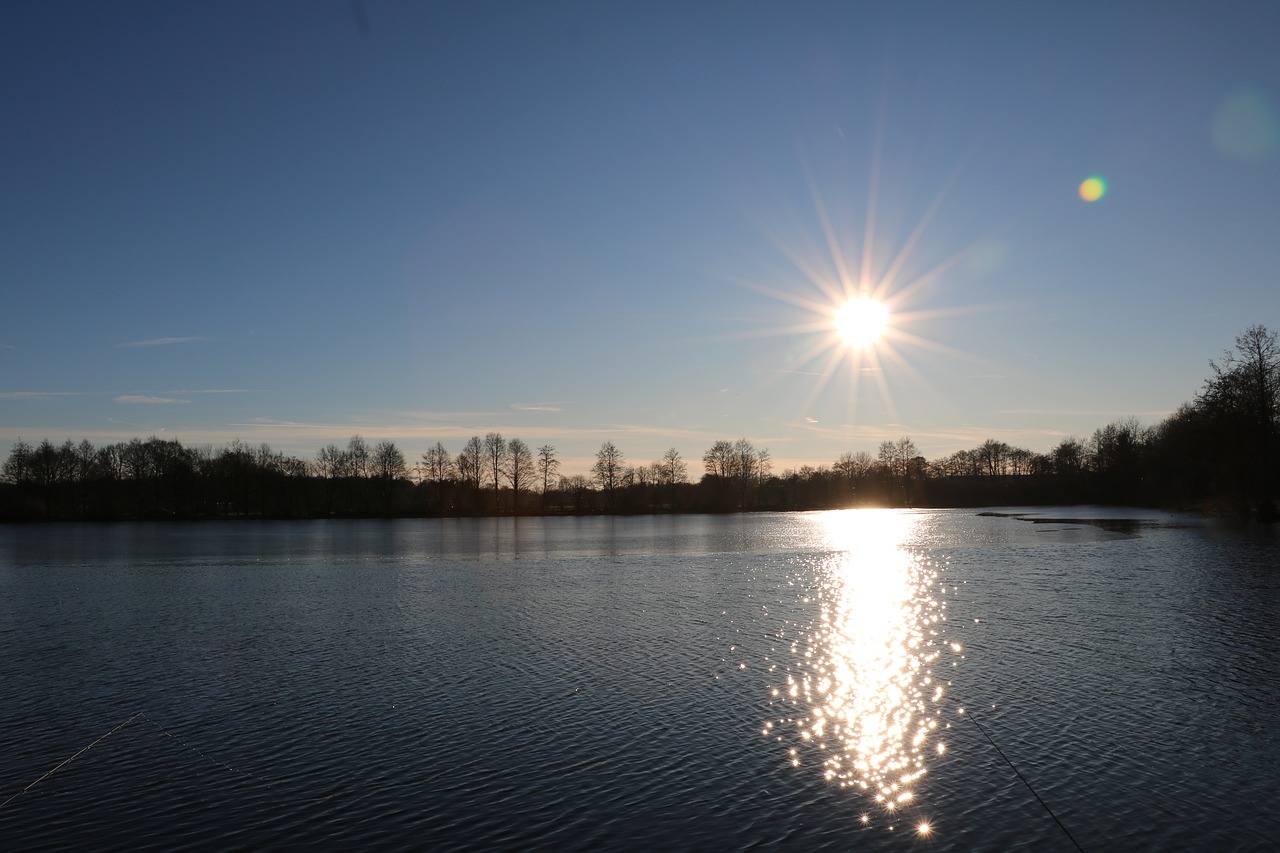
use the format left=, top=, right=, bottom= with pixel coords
left=230, top=418, right=329, bottom=429
left=0, top=391, right=86, bottom=399
left=115, top=395, right=191, bottom=405
left=998, top=408, right=1173, bottom=417
left=116, top=337, right=207, bottom=348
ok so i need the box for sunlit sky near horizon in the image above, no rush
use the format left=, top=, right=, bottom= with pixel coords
left=4, top=1, right=1278, bottom=475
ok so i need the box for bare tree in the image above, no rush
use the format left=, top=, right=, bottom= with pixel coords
left=659, top=447, right=687, bottom=486
left=537, top=444, right=560, bottom=495
left=732, top=438, right=770, bottom=506
left=1051, top=437, right=1087, bottom=476
left=701, top=438, right=769, bottom=508
left=833, top=450, right=873, bottom=502
left=507, top=438, right=535, bottom=513
left=742, top=440, right=768, bottom=481
left=421, top=441, right=454, bottom=483
left=878, top=436, right=918, bottom=481
left=483, top=432, right=506, bottom=497
left=1087, top=418, right=1147, bottom=476
left=372, top=441, right=406, bottom=481
left=370, top=440, right=406, bottom=514
left=1008, top=447, right=1036, bottom=476
left=702, top=440, right=734, bottom=479
left=878, top=436, right=918, bottom=503
left=977, top=439, right=1011, bottom=477
left=1198, top=323, right=1280, bottom=514
left=593, top=441, right=624, bottom=507
left=457, top=435, right=484, bottom=492
left=834, top=450, right=873, bottom=480
left=559, top=474, right=595, bottom=512
left=2, top=438, right=33, bottom=485
left=314, top=443, right=346, bottom=480
left=347, top=435, right=370, bottom=479
left=536, top=444, right=560, bottom=511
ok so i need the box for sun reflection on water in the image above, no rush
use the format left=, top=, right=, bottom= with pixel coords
left=768, top=510, right=953, bottom=814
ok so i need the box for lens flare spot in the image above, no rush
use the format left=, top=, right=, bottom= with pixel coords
left=1078, top=176, right=1107, bottom=202
left=1211, top=88, right=1279, bottom=161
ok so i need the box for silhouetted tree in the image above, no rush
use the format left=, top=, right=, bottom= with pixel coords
left=1197, top=323, right=1280, bottom=517
left=314, top=443, right=346, bottom=514
left=421, top=442, right=454, bottom=482
left=457, top=435, right=485, bottom=510
left=483, top=432, right=506, bottom=504
left=878, top=436, right=918, bottom=504
left=656, top=447, right=687, bottom=510
left=507, top=438, right=534, bottom=513
left=372, top=440, right=406, bottom=515
left=559, top=474, right=595, bottom=512
left=977, top=439, right=1011, bottom=476
left=702, top=440, right=734, bottom=479
left=373, top=440, right=406, bottom=481
left=833, top=450, right=873, bottom=505
left=593, top=441, right=624, bottom=508
left=420, top=441, right=455, bottom=513
left=700, top=438, right=769, bottom=509
left=1086, top=418, right=1150, bottom=503
left=537, top=444, right=559, bottom=510
left=659, top=447, right=687, bottom=485
left=1051, top=437, right=1087, bottom=476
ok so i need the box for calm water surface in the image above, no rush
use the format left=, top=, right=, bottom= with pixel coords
left=1, top=509, right=1276, bottom=851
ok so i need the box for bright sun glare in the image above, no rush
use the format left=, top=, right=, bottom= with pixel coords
left=835, top=296, right=890, bottom=348
left=731, top=130, right=998, bottom=425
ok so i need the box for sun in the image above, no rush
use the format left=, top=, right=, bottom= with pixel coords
left=723, top=125, right=1000, bottom=426
left=834, top=296, right=890, bottom=348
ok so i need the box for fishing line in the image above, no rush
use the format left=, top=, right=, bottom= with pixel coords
left=0, top=710, right=144, bottom=810
left=0, top=709, right=277, bottom=811
left=137, top=711, right=275, bottom=787
left=955, top=699, right=1085, bottom=852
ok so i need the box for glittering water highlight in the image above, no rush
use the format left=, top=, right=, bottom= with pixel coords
left=766, top=511, right=955, bottom=817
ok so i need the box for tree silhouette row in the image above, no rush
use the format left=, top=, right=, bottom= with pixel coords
left=3, top=325, right=1276, bottom=521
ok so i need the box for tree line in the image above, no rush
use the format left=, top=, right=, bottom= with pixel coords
left=3, top=325, right=1277, bottom=521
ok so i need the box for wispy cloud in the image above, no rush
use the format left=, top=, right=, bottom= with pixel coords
left=511, top=402, right=562, bottom=412
left=0, top=344, right=15, bottom=350
left=117, top=336, right=206, bottom=348
left=170, top=388, right=260, bottom=395
left=229, top=418, right=326, bottom=428
left=0, top=391, right=85, bottom=399
left=115, top=395, right=191, bottom=405
left=997, top=408, right=1171, bottom=417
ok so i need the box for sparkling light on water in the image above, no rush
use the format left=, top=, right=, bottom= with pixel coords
left=768, top=510, right=952, bottom=813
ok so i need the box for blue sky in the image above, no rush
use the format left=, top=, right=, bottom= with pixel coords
left=3, top=1, right=1278, bottom=475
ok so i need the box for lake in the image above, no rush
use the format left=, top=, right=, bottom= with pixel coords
left=1, top=509, right=1276, bottom=851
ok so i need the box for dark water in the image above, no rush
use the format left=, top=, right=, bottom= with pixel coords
left=0, top=510, right=1276, bottom=851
